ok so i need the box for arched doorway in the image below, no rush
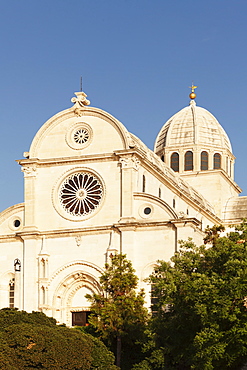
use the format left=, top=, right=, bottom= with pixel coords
left=52, top=270, right=102, bottom=326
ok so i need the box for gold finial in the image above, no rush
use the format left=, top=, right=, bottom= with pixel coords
left=189, top=83, right=197, bottom=99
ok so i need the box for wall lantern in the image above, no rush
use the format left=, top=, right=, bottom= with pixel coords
left=14, top=258, right=21, bottom=272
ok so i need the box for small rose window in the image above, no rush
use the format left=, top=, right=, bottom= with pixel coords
left=73, top=128, right=89, bottom=144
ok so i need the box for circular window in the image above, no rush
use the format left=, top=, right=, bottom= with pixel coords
left=73, top=128, right=89, bottom=144
left=66, top=123, right=93, bottom=150
left=139, top=204, right=153, bottom=219
left=14, top=219, right=21, bottom=228
left=9, top=216, right=22, bottom=231
left=59, top=172, right=103, bottom=217
left=144, top=207, right=152, bottom=215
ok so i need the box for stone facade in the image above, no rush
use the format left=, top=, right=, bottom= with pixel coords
left=0, top=91, right=244, bottom=326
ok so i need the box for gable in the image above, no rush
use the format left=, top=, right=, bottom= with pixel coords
left=28, top=106, right=133, bottom=160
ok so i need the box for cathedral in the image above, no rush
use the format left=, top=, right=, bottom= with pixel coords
left=0, top=86, right=246, bottom=326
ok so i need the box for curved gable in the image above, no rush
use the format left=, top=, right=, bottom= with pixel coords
left=0, top=203, right=24, bottom=235
left=29, top=105, right=133, bottom=160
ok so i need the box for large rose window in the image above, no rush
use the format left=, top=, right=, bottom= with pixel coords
left=59, top=172, right=103, bottom=217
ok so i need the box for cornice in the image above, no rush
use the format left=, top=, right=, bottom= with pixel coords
left=16, top=153, right=117, bottom=167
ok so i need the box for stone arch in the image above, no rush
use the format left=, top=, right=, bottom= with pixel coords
left=49, top=260, right=103, bottom=285
left=51, top=268, right=102, bottom=326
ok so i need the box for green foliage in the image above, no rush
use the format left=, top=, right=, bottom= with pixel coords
left=86, top=253, right=149, bottom=369
left=146, top=225, right=247, bottom=369
left=0, top=308, right=118, bottom=370
left=75, top=328, right=118, bottom=370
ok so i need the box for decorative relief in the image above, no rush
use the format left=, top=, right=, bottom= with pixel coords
left=119, top=155, right=140, bottom=170
left=21, top=166, right=37, bottom=177
left=178, top=211, right=186, bottom=218
left=73, top=272, right=87, bottom=280
left=71, top=91, right=90, bottom=117
left=75, top=236, right=82, bottom=247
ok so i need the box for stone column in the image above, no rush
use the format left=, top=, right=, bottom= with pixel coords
left=118, top=155, right=139, bottom=222
left=22, top=165, right=37, bottom=230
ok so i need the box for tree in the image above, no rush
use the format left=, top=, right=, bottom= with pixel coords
left=147, top=224, right=247, bottom=370
left=0, top=308, right=118, bottom=370
left=86, top=253, right=149, bottom=369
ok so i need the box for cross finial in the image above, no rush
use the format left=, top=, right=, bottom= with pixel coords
left=189, top=83, right=198, bottom=93
left=189, top=83, right=197, bottom=100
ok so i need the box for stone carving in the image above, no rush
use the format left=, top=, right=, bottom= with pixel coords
left=178, top=211, right=186, bottom=219
left=75, top=236, right=82, bottom=247
left=119, top=155, right=140, bottom=170
left=73, top=272, right=87, bottom=280
left=21, top=166, right=37, bottom=177
left=71, top=91, right=90, bottom=116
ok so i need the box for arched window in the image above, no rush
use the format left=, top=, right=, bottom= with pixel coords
left=213, top=153, right=221, bottom=169
left=173, top=198, right=176, bottom=208
left=142, top=175, right=146, bottom=192
left=9, top=279, right=15, bottom=308
left=161, top=155, right=164, bottom=162
left=201, top=151, right=208, bottom=170
left=184, top=151, right=193, bottom=171
left=158, top=187, right=161, bottom=198
left=41, top=259, right=46, bottom=278
left=171, top=152, right=179, bottom=172
left=41, top=286, right=46, bottom=305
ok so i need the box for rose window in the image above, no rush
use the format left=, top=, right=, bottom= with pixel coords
left=73, top=128, right=89, bottom=144
left=59, top=172, right=103, bottom=216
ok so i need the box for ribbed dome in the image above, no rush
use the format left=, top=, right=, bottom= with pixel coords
left=154, top=100, right=232, bottom=154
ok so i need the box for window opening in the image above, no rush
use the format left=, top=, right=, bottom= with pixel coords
left=9, top=279, right=15, bottom=308
left=171, top=152, right=179, bottom=172
left=41, top=259, right=46, bottom=278
left=14, top=219, right=21, bottom=228
left=158, top=187, right=161, bottom=198
left=144, top=207, right=151, bottom=215
left=213, top=153, right=221, bottom=169
left=200, top=151, right=208, bottom=170
left=142, top=175, right=146, bottom=192
left=161, top=155, right=164, bottom=162
left=184, top=151, right=193, bottom=171
left=173, top=199, right=176, bottom=208
left=42, top=286, right=45, bottom=305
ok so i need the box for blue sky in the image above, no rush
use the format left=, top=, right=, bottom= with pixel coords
left=0, top=0, right=247, bottom=212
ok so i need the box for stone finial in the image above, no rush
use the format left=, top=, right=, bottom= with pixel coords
left=71, top=91, right=90, bottom=116
left=71, top=91, right=90, bottom=106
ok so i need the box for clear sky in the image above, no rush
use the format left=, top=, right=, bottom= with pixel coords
left=0, top=0, right=247, bottom=212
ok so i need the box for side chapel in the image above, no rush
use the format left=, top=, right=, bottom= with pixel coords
left=0, top=86, right=246, bottom=326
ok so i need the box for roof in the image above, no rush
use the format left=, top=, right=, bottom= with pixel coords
left=154, top=100, right=232, bottom=154
left=223, top=196, right=247, bottom=224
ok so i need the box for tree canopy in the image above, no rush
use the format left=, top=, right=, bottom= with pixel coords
left=86, top=253, right=149, bottom=369
left=139, top=224, right=247, bottom=370
left=0, top=308, right=118, bottom=370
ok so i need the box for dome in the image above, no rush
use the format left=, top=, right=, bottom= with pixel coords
left=154, top=100, right=232, bottom=154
